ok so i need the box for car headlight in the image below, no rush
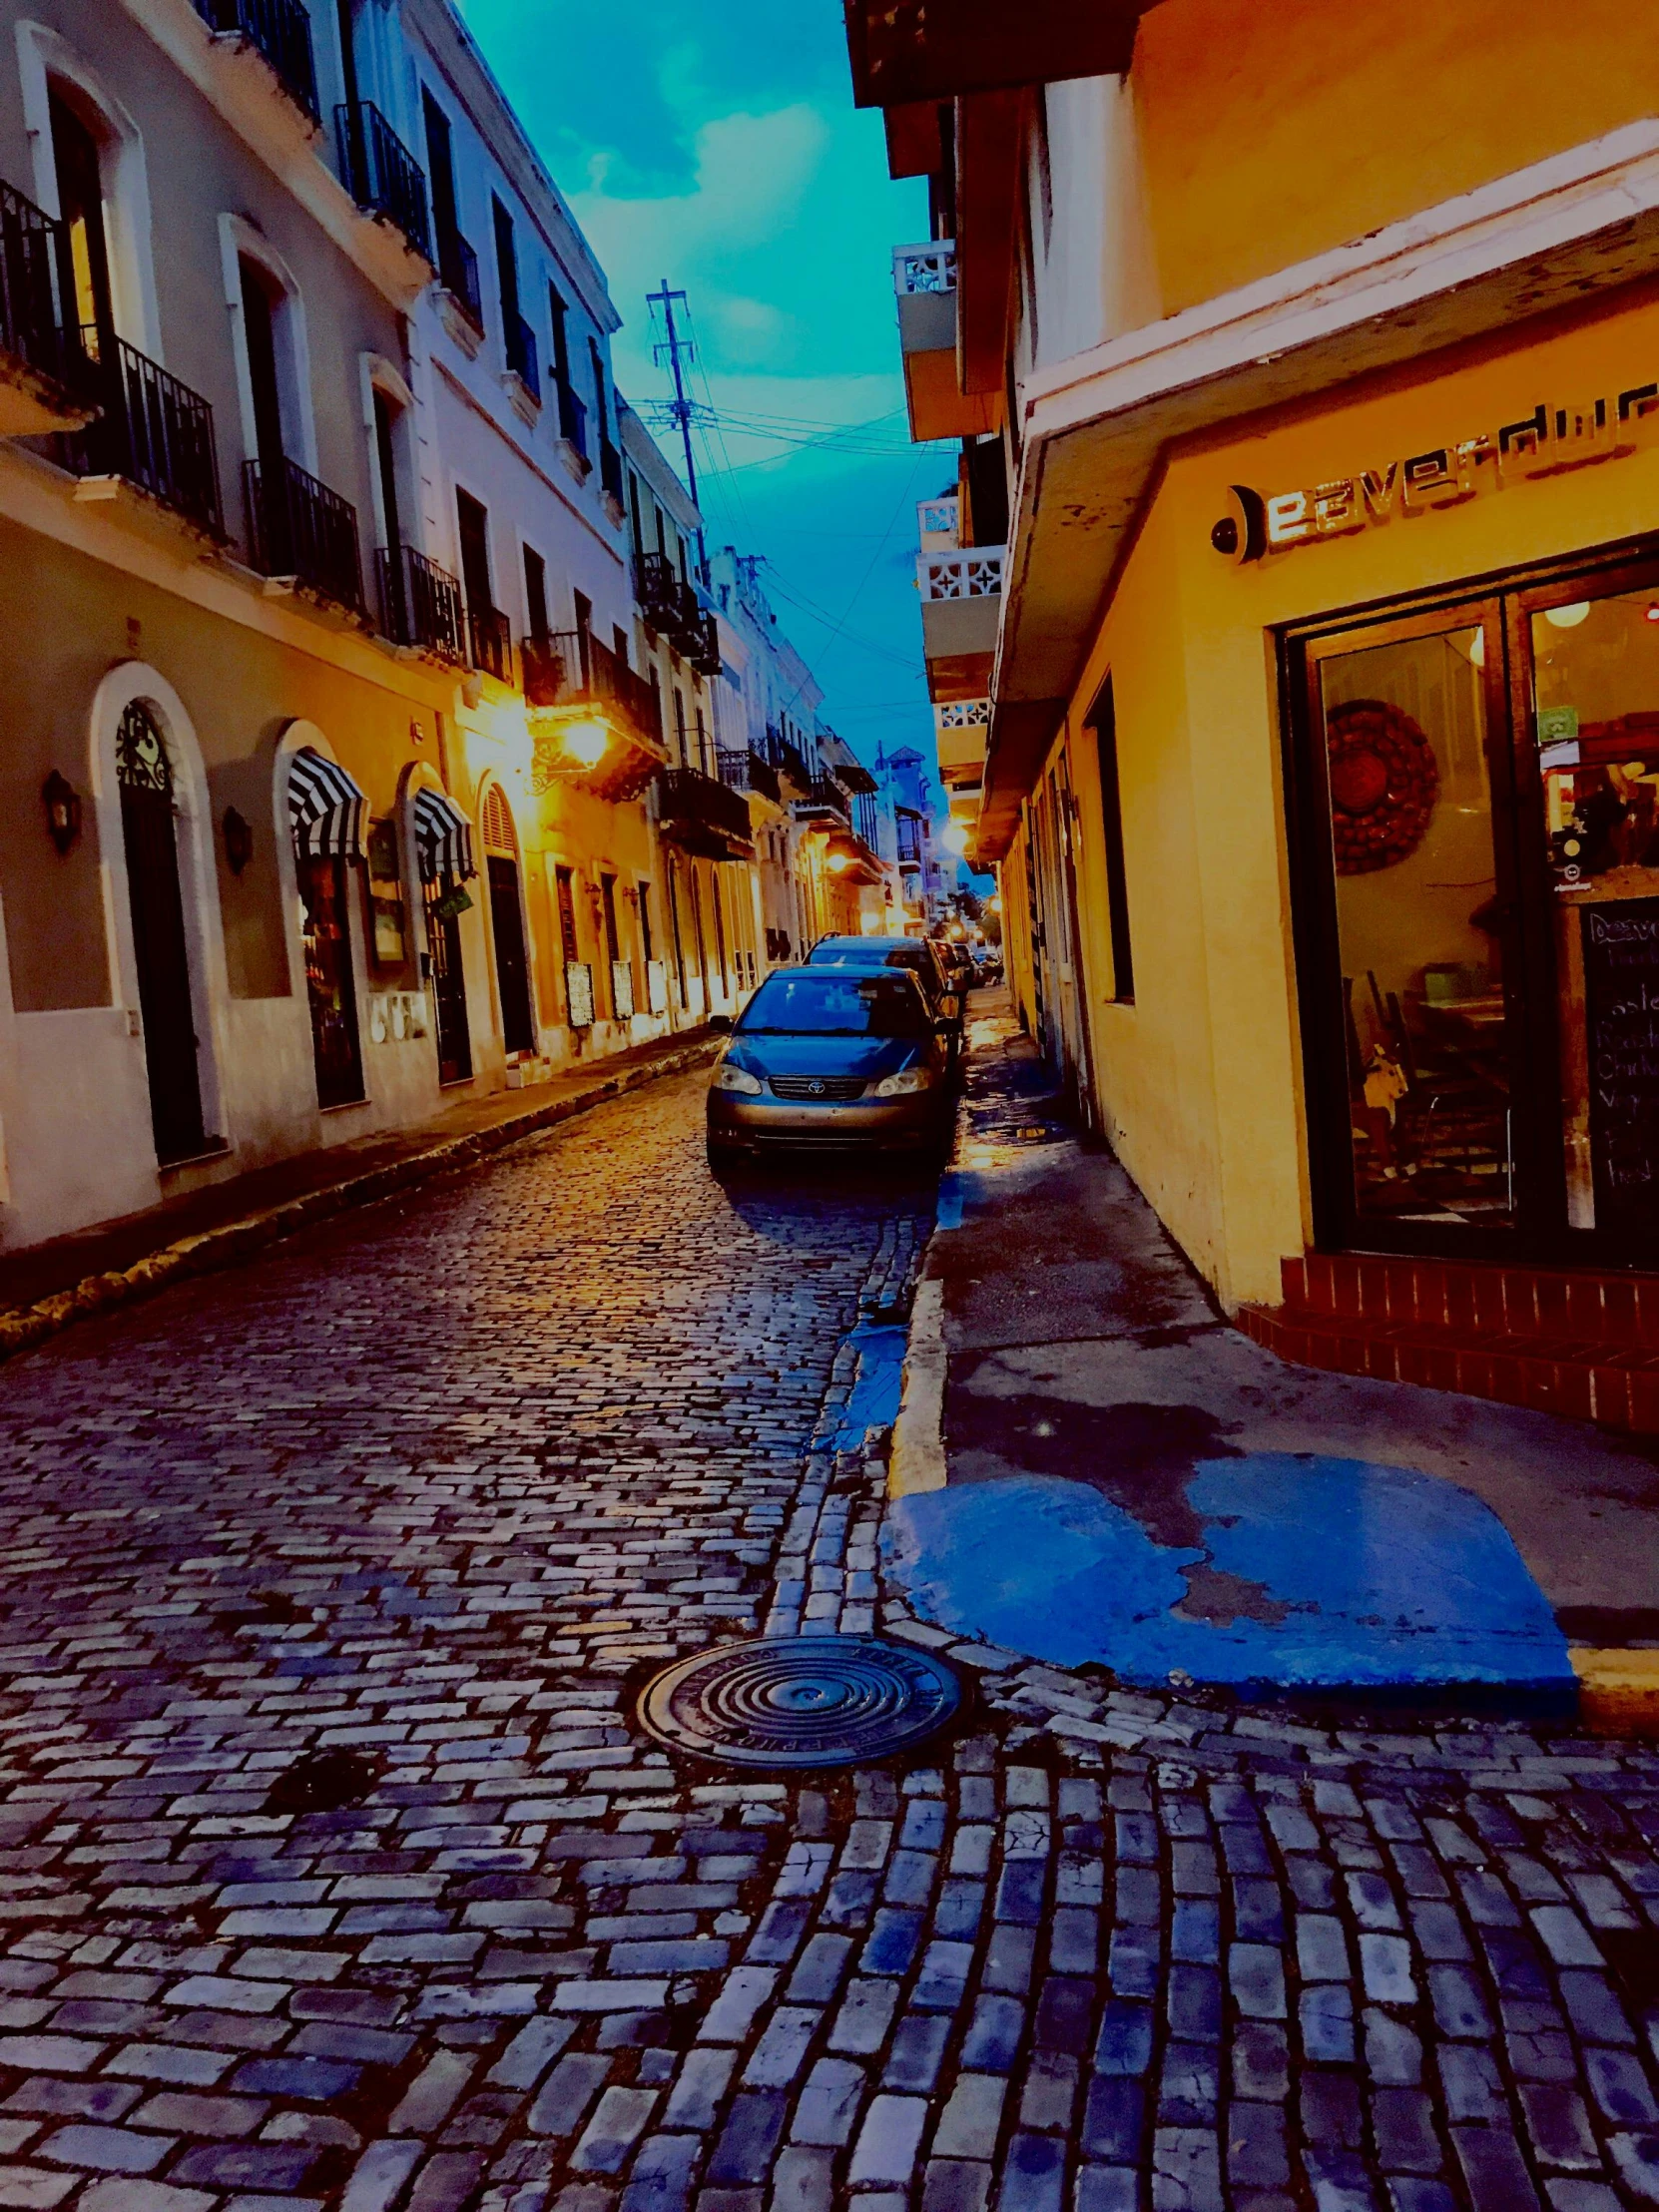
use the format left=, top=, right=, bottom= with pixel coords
left=713, top=1060, right=764, bottom=1095
left=872, top=1067, right=933, bottom=1097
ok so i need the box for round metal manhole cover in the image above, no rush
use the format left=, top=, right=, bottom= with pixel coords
left=637, top=1634, right=962, bottom=1770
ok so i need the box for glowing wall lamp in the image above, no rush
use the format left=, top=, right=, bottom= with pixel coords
left=42, top=770, right=82, bottom=856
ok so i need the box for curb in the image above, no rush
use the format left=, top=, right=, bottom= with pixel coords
left=0, top=1038, right=721, bottom=1366
left=1570, top=1647, right=1659, bottom=1736
left=888, top=1274, right=947, bottom=1498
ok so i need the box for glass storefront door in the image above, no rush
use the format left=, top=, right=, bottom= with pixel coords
left=1294, top=558, right=1659, bottom=1265
left=1524, top=578, right=1659, bottom=1250
left=1302, top=605, right=1521, bottom=1242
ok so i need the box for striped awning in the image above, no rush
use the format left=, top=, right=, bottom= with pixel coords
left=287, top=749, right=367, bottom=861
left=413, top=787, right=476, bottom=884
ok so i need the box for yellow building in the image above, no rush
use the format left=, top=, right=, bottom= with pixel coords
left=848, top=0, right=1659, bottom=1426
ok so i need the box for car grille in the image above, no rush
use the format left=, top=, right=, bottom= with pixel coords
left=769, top=1076, right=867, bottom=1102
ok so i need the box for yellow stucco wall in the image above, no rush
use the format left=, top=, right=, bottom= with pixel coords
left=1133, top=0, right=1659, bottom=316
left=1055, top=293, right=1659, bottom=1308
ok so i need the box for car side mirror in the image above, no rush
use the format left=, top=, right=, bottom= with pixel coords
left=707, top=1013, right=733, bottom=1034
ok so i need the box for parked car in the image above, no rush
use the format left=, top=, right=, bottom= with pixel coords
left=706, top=966, right=954, bottom=1169
left=807, top=934, right=964, bottom=1077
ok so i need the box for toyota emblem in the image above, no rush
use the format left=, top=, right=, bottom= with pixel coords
left=809, top=1080, right=825, bottom=1096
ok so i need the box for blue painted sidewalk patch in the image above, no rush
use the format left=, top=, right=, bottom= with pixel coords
left=833, top=1324, right=909, bottom=1453
left=883, top=1455, right=1574, bottom=1690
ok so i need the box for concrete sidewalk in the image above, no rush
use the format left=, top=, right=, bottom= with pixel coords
left=887, top=999, right=1659, bottom=1718
left=0, top=1022, right=720, bottom=1361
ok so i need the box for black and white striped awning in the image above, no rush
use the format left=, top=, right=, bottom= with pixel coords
left=287, top=749, right=367, bottom=861
left=413, top=787, right=476, bottom=883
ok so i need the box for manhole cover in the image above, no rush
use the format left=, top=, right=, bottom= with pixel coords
left=637, top=1634, right=961, bottom=1769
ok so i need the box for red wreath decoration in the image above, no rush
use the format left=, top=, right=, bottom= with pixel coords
left=1327, top=697, right=1439, bottom=874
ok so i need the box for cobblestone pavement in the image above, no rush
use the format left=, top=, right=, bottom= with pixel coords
left=0, top=1065, right=1657, bottom=2212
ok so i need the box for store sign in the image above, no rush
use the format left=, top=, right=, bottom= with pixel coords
left=1212, top=383, right=1659, bottom=562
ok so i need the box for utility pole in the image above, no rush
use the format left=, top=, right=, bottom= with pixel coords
left=647, top=278, right=707, bottom=581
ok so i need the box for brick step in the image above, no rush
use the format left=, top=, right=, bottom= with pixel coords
left=1283, top=1251, right=1659, bottom=1350
left=1239, top=1300, right=1659, bottom=1433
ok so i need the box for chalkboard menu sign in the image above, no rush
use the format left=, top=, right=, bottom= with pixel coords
left=1582, top=897, right=1659, bottom=1237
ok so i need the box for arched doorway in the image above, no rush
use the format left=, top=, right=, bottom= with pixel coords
left=286, top=747, right=366, bottom=1109
left=412, top=783, right=475, bottom=1086
left=116, top=699, right=206, bottom=1163
left=481, top=785, right=534, bottom=1055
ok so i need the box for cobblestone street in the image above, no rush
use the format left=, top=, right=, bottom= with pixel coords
left=0, top=1063, right=1657, bottom=2212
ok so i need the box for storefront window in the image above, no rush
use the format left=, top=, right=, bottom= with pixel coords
left=1531, top=589, right=1659, bottom=1238
left=1315, top=620, right=1515, bottom=1229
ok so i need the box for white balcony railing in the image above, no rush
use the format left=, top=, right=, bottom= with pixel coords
left=918, top=545, right=1005, bottom=602
left=916, top=494, right=959, bottom=549
left=893, top=241, right=956, bottom=295
left=936, top=698, right=990, bottom=731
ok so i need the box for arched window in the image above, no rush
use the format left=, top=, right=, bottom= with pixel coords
left=117, top=701, right=206, bottom=1162
left=481, top=786, right=534, bottom=1055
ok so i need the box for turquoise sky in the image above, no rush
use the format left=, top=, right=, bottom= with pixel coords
left=455, top=0, right=951, bottom=775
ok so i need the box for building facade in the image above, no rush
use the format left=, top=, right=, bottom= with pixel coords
left=0, top=0, right=725, bottom=1253
left=846, top=0, right=1659, bottom=1424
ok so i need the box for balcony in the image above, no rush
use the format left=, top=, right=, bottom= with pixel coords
left=524, top=630, right=667, bottom=803
left=933, top=696, right=990, bottom=784
left=435, top=226, right=483, bottom=335
left=792, top=778, right=852, bottom=830
left=0, top=180, right=97, bottom=434
left=376, top=544, right=465, bottom=663
left=335, top=103, right=431, bottom=265
left=918, top=544, right=1004, bottom=704
left=893, top=242, right=999, bottom=442
left=58, top=335, right=223, bottom=538
left=687, top=610, right=722, bottom=679
left=634, top=550, right=681, bottom=636
left=194, top=0, right=318, bottom=124
left=845, top=0, right=1149, bottom=106
left=504, top=310, right=539, bottom=405
left=244, top=454, right=363, bottom=614
left=467, top=603, right=512, bottom=683
left=764, top=725, right=814, bottom=792
left=657, top=766, right=756, bottom=862
left=717, top=746, right=782, bottom=807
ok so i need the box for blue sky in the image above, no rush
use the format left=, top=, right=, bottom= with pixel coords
left=455, top=0, right=953, bottom=777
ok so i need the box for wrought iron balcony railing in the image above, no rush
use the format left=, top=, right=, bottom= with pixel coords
left=717, top=747, right=781, bottom=806
left=435, top=227, right=482, bottom=332
left=334, top=102, right=431, bottom=263
left=504, top=310, right=539, bottom=400
left=467, top=603, right=512, bottom=683
left=523, top=630, right=664, bottom=755
left=659, top=766, right=755, bottom=856
left=793, top=778, right=852, bottom=828
left=0, top=178, right=94, bottom=413
left=58, top=333, right=222, bottom=535
left=376, top=543, right=465, bottom=663
left=764, top=726, right=813, bottom=789
left=244, top=454, right=363, bottom=610
left=687, top=610, right=722, bottom=679
left=195, top=0, right=319, bottom=122
left=634, top=550, right=680, bottom=633
left=556, top=380, right=587, bottom=455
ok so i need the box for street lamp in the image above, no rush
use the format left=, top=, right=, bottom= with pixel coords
left=940, top=820, right=970, bottom=855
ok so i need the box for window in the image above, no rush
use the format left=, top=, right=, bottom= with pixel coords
left=673, top=689, right=687, bottom=766
left=588, top=336, right=608, bottom=441
left=239, top=258, right=286, bottom=472
left=554, top=864, right=578, bottom=961
left=613, top=625, right=631, bottom=670
left=423, top=92, right=458, bottom=248
left=456, top=489, right=491, bottom=613
left=492, top=198, right=517, bottom=323
left=372, top=389, right=403, bottom=556
left=573, top=588, right=592, bottom=686
left=522, top=545, right=548, bottom=643
left=1088, top=677, right=1134, bottom=1003
left=600, top=873, right=620, bottom=965
left=50, top=88, right=112, bottom=355
left=638, top=881, right=654, bottom=967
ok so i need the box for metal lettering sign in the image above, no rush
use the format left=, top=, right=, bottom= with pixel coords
left=1211, top=381, right=1659, bottom=562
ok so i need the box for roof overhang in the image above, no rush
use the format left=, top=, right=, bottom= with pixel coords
left=843, top=0, right=1156, bottom=108
left=979, top=118, right=1659, bottom=859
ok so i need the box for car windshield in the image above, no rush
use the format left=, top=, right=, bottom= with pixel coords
left=737, top=972, right=928, bottom=1038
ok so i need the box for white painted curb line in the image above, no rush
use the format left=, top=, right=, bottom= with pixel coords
left=889, top=1274, right=947, bottom=1498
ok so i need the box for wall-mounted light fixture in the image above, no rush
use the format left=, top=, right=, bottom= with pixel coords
left=42, top=770, right=82, bottom=856
left=223, top=807, right=255, bottom=875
